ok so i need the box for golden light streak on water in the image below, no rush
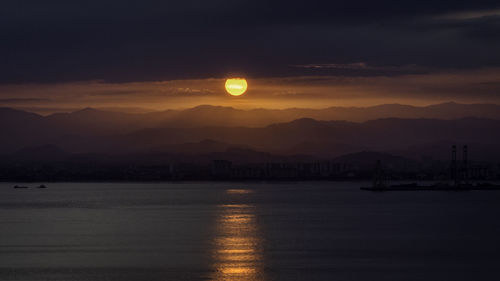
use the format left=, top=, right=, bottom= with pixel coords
left=210, top=190, right=264, bottom=280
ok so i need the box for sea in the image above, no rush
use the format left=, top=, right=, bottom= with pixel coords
left=0, top=181, right=499, bottom=281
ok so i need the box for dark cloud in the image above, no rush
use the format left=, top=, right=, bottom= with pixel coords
left=87, top=90, right=141, bottom=96
left=0, top=98, right=51, bottom=103
left=292, top=62, right=426, bottom=77
left=1, top=0, right=499, bottom=83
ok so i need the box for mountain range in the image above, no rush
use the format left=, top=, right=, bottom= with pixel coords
left=1, top=102, right=500, bottom=162
left=5, top=101, right=500, bottom=130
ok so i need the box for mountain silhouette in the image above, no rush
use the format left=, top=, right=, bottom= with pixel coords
left=1, top=104, right=500, bottom=162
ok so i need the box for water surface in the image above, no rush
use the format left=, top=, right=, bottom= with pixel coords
left=1, top=182, right=499, bottom=280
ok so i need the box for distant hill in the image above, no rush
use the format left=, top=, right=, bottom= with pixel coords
left=1, top=103, right=500, bottom=162
left=1, top=117, right=493, bottom=161
left=132, top=102, right=500, bottom=127
left=333, top=151, right=419, bottom=171
left=4, top=101, right=500, bottom=130
left=11, top=144, right=68, bottom=162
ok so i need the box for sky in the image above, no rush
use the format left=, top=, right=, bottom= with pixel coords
left=1, top=0, right=500, bottom=113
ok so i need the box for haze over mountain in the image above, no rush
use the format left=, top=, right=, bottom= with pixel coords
left=2, top=102, right=500, bottom=162
left=3, top=101, right=500, bottom=131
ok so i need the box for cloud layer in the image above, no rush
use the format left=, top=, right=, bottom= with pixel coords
left=1, top=0, right=500, bottom=83
left=1, top=68, right=500, bottom=113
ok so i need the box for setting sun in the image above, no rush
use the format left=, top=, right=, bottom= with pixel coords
left=225, top=78, right=248, bottom=96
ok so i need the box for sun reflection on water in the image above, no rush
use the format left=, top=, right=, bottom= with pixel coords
left=226, top=189, right=254, bottom=194
left=211, top=190, right=264, bottom=281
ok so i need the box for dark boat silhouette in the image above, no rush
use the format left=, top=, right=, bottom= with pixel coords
left=13, top=184, right=48, bottom=189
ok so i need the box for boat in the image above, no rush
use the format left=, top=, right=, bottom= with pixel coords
left=13, top=184, right=48, bottom=189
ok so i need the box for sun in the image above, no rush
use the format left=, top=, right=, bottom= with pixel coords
left=225, top=78, right=248, bottom=96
